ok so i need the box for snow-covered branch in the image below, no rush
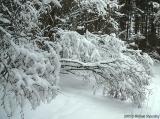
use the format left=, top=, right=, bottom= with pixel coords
left=0, top=0, right=62, bottom=118
left=57, top=30, right=153, bottom=107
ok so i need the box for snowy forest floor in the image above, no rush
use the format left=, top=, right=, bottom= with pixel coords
left=16, top=63, right=160, bottom=119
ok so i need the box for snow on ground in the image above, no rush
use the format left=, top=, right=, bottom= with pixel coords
left=147, top=63, right=160, bottom=113
left=4, top=63, right=160, bottom=119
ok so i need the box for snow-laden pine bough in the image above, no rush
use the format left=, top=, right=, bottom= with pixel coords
left=0, top=0, right=61, bottom=118
left=0, top=35, right=60, bottom=118
left=57, top=30, right=153, bottom=107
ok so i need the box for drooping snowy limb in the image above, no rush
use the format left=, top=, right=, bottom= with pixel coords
left=60, top=57, right=151, bottom=106
left=60, top=58, right=121, bottom=83
left=57, top=30, right=153, bottom=107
